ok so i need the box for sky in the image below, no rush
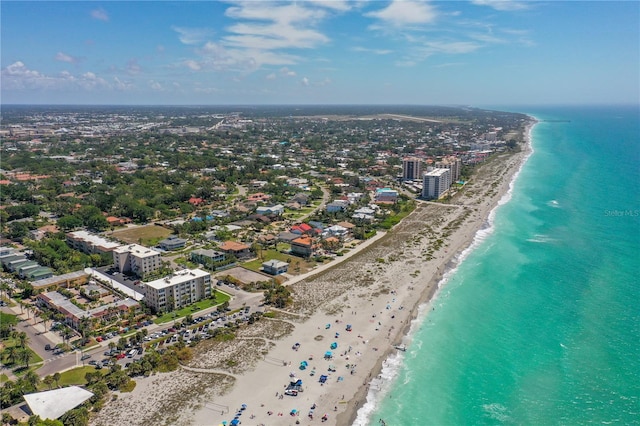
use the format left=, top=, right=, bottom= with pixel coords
left=1, top=1, right=638, bottom=105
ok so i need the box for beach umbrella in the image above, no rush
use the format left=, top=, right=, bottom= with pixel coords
left=230, top=419, right=239, bottom=426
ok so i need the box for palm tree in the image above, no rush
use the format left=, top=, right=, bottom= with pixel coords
left=108, top=341, right=116, bottom=352
left=17, top=332, right=29, bottom=349
left=43, top=375, right=54, bottom=390
left=52, top=372, right=61, bottom=388
left=40, top=310, right=51, bottom=332
left=6, top=346, right=18, bottom=365
left=24, top=371, right=39, bottom=390
left=19, top=347, right=31, bottom=368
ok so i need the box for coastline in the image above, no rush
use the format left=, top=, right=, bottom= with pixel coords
left=90, top=119, right=537, bottom=426
left=348, top=117, right=537, bottom=425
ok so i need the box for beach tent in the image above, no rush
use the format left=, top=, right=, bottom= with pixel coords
left=324, top=351, right=333, bottom=359
left=330, top=342, right=337, bottom=349
left=325, top=323, right=331, bottom=329
left=319, top=375, right=328, bottom=383
left=346, top=324, right=352, bottom=331
left=230, top=419, right=240, bottom=426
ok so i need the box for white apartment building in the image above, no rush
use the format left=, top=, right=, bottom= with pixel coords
left=143, top=269, right=212, bottom=313
left=112, top=244, right=162, bottom=277
left=422, top=168, right=452, bottom=200
left=66, top=231, right=121, bottom=255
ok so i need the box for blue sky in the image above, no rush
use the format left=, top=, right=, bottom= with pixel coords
left=1, top=1, right=638, bottom=105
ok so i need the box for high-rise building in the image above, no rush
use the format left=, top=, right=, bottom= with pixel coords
left=422, top=168, right=451, bottom=199
left=435, top=156, right=462, bottom=182
left=144, top=269, right=212, bottom=313
left=402, top=157, right=423, bottom=181
left=112, top=244, right=162, bottom=277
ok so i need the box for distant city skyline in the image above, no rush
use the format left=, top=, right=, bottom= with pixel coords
left=1, top=1, right=638, bottom=105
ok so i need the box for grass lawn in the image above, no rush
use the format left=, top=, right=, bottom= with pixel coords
left=242, top=249, right=316, bottom=275
left=0, top=312, right=18, bottom=326
left=154, top=291, right=231, bottom=324
left=0, top=337, right=43, bottom=369
left=242, top=249, right=291, bottom=271
left=37, top=366, right=103, bottom=390
left=111, top=224, right=172, bottom=246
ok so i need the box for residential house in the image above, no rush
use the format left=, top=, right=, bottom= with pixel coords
left=290, top=223, right=315, bottom=235
left=326, top=200, right=349, bottom=213
left=374, top=188, right=399, bottom=204
left=262, top=259, right=289, bottom=275
left=159, top=236, right=187, bottom=251
left=219, top=241, right=252, bottom=259
left=289, top=193, right=310, bottom=206
left=255, top=204, right=285, bottom=216
left=190, top=249, right=226, bottom=267
left=290, top=236, right=314, bottom=258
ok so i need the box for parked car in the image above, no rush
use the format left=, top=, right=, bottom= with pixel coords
left=81, top=354, right=91, bottom=360
left=45, top=344, right=52, bottom=351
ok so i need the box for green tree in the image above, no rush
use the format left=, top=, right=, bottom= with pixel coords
left=42, top=375, right=55, bottom=390
left=52, top=372, right=61, bottom=388
left=18, top=347, right=31, bottom=368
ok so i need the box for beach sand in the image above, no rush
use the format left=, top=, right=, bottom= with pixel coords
left=90, top=125, right=533, bottom=426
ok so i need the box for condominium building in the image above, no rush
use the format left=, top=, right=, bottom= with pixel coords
left=434, top=155, right=462, bottom=182
left=66, top=231, right=121, bottom=255
left=143, top=269, right=212, bottom=313
left=402, top=157, right=423, bottom=181
left=112, top=244, right=162, bottom=277
left=422, top=168, right=452, bottom=200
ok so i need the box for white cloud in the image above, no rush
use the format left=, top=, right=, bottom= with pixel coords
left=55, top=52, right=80, bottom=64
left=90, top=8, right=109, bottom=22
left=353, top=46, right=393, bottom=55
left=149, top=80, right=164, bottom=91
left=423, top=40, right=482, bottom=54
left=308, top=0, right=352, bottom=12
left=471, top=0, right=529, bottom=11
left=2, top=61, right=118, bottom=92
left=280, top=67, right=296, bottom=77
left=113, top=77, right=133, bottom=91
left=126, top=59, right=142, bottom=75
left=178, top=2, right=332, bottom=74
left=366, top=0, right=437, bottom=27
left=265, top=72, right=277, bottom=80
left=172, top=26, right=215, bottom=45
left=185, top=60, right=202, bottom=71
left=301, top=77, right=310, bottom=86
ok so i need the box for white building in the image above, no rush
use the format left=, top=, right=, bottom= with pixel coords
left=65, top=231, right=121, bottom=255
left=112, top=244, right=162, bottom=277
left=422, top=168, right=451, bottom=199
left=144, top=269, right=212, bottom=313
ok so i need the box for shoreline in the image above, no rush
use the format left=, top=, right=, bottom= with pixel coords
left=346, top=117, right=537, bottom=425
left=90, top=119, right=536, bottom=426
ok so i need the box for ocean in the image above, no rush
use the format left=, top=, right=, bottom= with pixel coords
left=355, top=105, right=640, bottom=425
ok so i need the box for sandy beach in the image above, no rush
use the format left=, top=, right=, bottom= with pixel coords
left=90, top=124, right=534, bottom=426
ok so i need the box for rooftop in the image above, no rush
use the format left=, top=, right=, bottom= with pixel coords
left=145, top=268, right=210, bottom=290
left=24, top=386, right=93, bottom=420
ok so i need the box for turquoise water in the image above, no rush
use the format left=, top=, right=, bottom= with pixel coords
left=357, top=106, right=640, bottom=425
